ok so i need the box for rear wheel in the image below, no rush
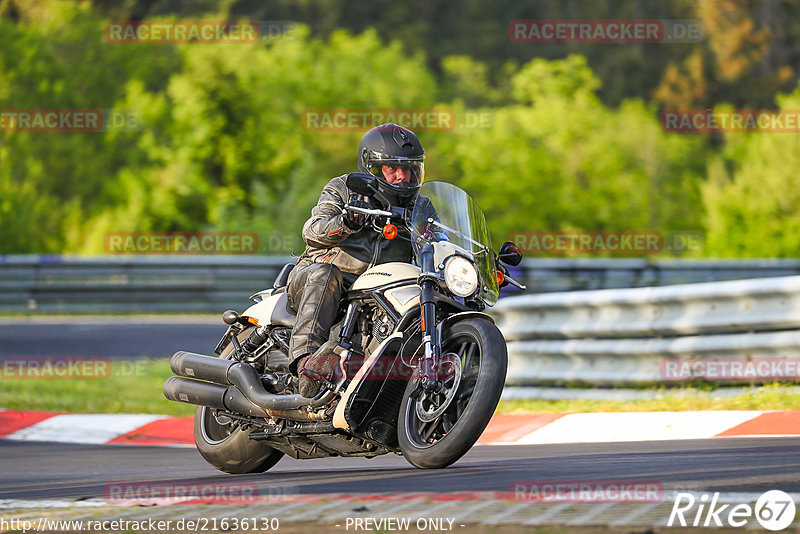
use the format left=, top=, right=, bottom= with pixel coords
left=397, top=317, right=507, bottom=468
left=193, top=327, right=284, bottom=474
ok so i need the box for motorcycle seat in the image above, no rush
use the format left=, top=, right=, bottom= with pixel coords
left=270, top=292, right=297, bottom=327
left=273, top=263, right=295, bottom=290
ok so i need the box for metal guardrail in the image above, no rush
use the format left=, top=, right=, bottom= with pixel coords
left=511, top=257, right=800, bottom=293
left=0, top=255, right=292, bottom=314
left=4, top=255, right=800, bottom=315
left=493, top=275, right=800, bottom=386
left=2, top=255, right=800, bottom=389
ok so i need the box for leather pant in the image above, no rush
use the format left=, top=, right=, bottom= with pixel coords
left=286, top=262, right=344, bottom=372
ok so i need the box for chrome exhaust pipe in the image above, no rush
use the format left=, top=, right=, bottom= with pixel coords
left=164, top=376, right=268, bottom=417
left=163, top=376, right=329, bottom=422
left=170, top=351, right=235, bottom=384
left=168, top=351, right=334, bottom=417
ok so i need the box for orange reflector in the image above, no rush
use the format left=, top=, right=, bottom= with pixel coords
left=383, top=224, right=398, bottom=240
left=495, top=270, right=504, bottom=286
left=247, top=317, right=260, bottom=326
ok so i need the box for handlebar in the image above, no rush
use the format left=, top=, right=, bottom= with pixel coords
left=342, top=204, right=394, bottom=218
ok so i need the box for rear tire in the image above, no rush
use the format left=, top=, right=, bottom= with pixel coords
left=397, top=317, right=507, bottom=469
left=193, top=327, right=284, bottom=474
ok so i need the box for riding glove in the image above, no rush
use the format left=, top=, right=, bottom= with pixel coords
left=343, top=199, right=372, bottom=230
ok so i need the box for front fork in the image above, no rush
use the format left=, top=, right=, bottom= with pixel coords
left=417, top=246, right=442, bottom=394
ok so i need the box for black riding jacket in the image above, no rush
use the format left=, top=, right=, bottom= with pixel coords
left=296, top=175, right=417, bottom=275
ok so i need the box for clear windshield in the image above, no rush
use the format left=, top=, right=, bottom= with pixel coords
left=411, top=181, right=499, bottom=305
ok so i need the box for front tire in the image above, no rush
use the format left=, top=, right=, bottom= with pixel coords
left=397, top=317, right=507, bottom=468
left=193, top=327, right=284, bottom=474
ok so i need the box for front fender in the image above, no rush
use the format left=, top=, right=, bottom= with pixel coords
left=436, top=311, right=495, bottom=342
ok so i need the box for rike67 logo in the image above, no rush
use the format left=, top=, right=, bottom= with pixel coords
left=668, top=490, right=796, bottom=530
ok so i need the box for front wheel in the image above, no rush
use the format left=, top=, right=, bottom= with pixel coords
left=397, top=317, right=507, bottom=468
left=193, top=327, right=284, bottom=474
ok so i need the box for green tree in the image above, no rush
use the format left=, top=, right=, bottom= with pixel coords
left=428, top=55, right=708, bottom=254
left=702, top=88, right=800, bottom=257
left=68, top=26, right=439, bottom=254
left=0, top=1, right=179, bottom=253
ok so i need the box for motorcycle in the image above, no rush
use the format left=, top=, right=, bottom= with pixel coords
left=163, top=175, right=525, bottom=472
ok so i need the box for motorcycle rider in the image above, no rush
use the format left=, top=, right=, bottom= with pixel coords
left=286, top=123, right=426, bottom=397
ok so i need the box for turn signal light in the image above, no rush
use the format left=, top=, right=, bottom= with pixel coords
left=383, top=224, right=398, bottom=240
left=495, top=270, right=504, bottom=286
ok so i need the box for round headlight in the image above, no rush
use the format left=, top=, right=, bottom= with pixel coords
left=443, top=256, right=479, bottom=297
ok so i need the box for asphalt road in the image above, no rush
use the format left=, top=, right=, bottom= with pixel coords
left=2, top=438, right=799, bottom=501
left=0, top=318, right=225, bottom=358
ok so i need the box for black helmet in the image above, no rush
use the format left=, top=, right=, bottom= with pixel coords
left=357, top=123, right=425, bottom=206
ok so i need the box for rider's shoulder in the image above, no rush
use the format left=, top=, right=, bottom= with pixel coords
left=327, top=174, right=351, bottom=190
left=319, top=174, right=351, bottom=199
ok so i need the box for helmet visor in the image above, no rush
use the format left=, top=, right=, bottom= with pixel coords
left=365, top=153, right=425, bottom=187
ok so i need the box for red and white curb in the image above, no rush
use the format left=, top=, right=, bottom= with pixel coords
left=1, top=409, right=799, bottom=447
left=0, top=410, right=194, bottom=446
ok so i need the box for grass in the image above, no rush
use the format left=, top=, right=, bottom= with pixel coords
left=0, top=357, right=195, bottom=417
left=496, top=384, right=800, bottom=414
left=1, top=358, right=798, bottom=416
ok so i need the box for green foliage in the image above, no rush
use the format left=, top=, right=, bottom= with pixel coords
left=429, top=55, right=707, bottom=252
left=702, top=89, right=800, bottom=257
left=65, top=25, right=438, bottom=253
left=0, top=2, right=180, bottom=253
left=3, top=0, right=790, bottom=259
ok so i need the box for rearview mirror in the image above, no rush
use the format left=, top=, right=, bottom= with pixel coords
left=498, top=240, right=523, bottom=266
left=346, top=172, right=377, bottom=196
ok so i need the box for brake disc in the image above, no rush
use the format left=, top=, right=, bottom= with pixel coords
left=415, top=352, right=462, bottom=423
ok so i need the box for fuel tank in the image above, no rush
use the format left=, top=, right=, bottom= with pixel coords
left=351, top=262, right=421, bottom=290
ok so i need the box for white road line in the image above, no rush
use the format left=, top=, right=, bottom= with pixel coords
left=401, top=499, right=461, bottom=520
left=608, top=502, right=662, bottom=526
left=482, top=502, right=532, bottom=524
left=565, top=502, right=617, bottom=525
left=451, top=499, right=498, bottom=522
left=363, top=500, right=419, bottom=517
left=521, top=503, right=572, bottom=525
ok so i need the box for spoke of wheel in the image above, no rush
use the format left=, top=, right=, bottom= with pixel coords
left=421, top=418, right=439, bottom=442
left=416, top=417, right=429, bottom=438
left=442, top=413, right=454, bottom=433
left=464, top=343, right=478, bottom=369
